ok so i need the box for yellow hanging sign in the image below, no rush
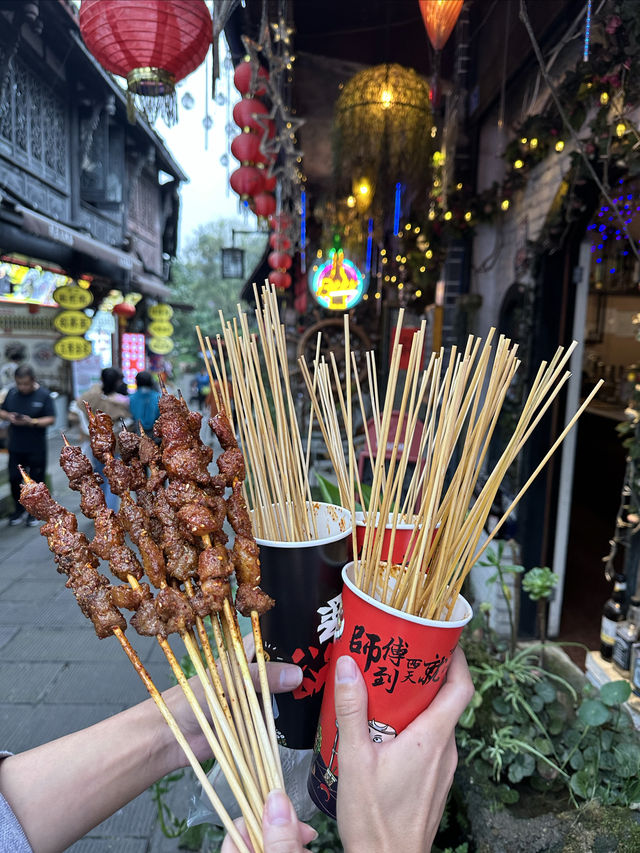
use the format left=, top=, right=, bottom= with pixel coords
left=148, top=320, right=174, bottom=338
left=148, top=336, right=174, bottom=355
left=53, top=285, right=93, bottom=310
left=54, top=336, right=93, bottom=361
left=148, top=303, right=174, bottom=320
left=53, top=310, right=92, bottom=336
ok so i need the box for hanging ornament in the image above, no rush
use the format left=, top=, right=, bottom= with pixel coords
left=79, top=0, right=211, bottom=126
left=418, top=0, right=464, bottom=51
left=262, top=173, right=278, bottom=193
left=232, top=98, right=271, bottom=133
left=269, top=213, right=293, bottom=231
left=268, top=270, right=292, bottom=289
left=230, top=165, right=265, bottom=199
left=253, top=192, right=277, bottom=218
left=268, top=251, right=293, bottom=270
left=231, top=131, right=265, bottom=164
left=234, top=59, right=269, bottom=97
left=112, top=302, right=136, bottom=318
left=269, top=232, right=291, bottom=251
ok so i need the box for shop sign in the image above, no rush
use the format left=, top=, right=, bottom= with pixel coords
left=54, top=336, right=93, bottom=361
left=121, top=332, right=146, bottom=388
left=53, top=284, right=93, bottom=310
left=148, top=304, right=174, bottom=321
left=53, top=310, right=92, bottom=336
left=148, top=320, right=174, bottom=338
left=148, top=336, right=174, bottom=355
left=311, top=249, right=366, bottom=311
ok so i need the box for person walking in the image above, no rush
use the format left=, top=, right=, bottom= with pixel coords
left=129, top=370, right=160, bottom=436
left=0, top=365, right=55, bottom=526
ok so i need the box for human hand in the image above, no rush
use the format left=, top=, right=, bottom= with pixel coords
left=221, top=789, right=317, bottom=853
left=334, top=646, right=474, bottom=853
left=163, top=634, right=303, bottom=765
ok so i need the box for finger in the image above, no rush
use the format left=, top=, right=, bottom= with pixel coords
left=262, top=789, right=305, bottom=852
left=299, top=822, right=319, bottom=845
left=249, top=661, right=303, bottom=694
left=403, top=647, right=474, bottom=739
left=221, top=817, right=254, bottom=853
left=243, top=631, right=256, bottom=661
left=333, top=655, right=371, bottom=755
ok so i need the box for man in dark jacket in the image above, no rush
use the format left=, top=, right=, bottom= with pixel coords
left=0, top=365, right=55, bottom=526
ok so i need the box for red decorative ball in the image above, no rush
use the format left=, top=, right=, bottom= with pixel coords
left=113, top=302, right=136, bottom=318
left=230, top=165, right=265, bottom=198
left=269, top=232, right=291, bottom=251
left=233, top=59, right=269, bottom=97
left=231, top=132, right=263, bottom=164
left=253, top=192, right=276, bottom=218
left=79, top=1, right=211, bottom=89
left=268, top=270, right=292, bottom=289
left=268, top=213, right=292, bottom=231
left=268, top=251, right=292, bottom=271
left=232, top=98, right=269, bottom=133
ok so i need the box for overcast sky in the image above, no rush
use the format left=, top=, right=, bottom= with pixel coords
left=156, top=45, right=240, bottom=252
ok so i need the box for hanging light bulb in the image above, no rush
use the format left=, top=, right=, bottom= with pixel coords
left=181, top=91, right=195, bottom=110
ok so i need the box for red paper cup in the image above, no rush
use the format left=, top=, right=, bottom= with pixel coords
left=307, top=561, right=472, bottom=817
left=256, top=502, right=352, bottom=750
left=354, top=511, right=418, bottom=564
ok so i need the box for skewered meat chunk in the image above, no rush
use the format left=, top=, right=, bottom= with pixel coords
left=66, top=570, right=126, bottom=638
left=131, top=598, right=163, bottom=636
left=138, top=433, right=161, bottom=466
left=177, top=503, right=222, bottom=537
left=103, top=457, right=131, bottom=496
left=162, top=445, right=212, bottom=485
left=108, top=544, right=144, bottom=582
left=151, top=491, right=199, bottom=581
left=235, top=583, right=274, bottom=617
left=118, top=501, right=166, bottom=588
left=217, top=447, right=245, bottom=486
left=199, top=543, right=232, bottom=580
left=19, top=479, right=61, bottom=520
left=190, top=579, right=229, bottom=617
left=209, top=411, right=236, bottom=451
left=77, top=474, right=106, bottom=519
left=86, top=407, right=116, bottom=462
left=128, top=459, right=147, bottom=492
left=232, top=535, right=262, bottom=587
left=156, top=587, right=196, bottom=634
left=118, top=429, right=140, bottom=463
left=227, top=483, right=252, bottom=537
left=60, top=445, right=94, bottom=482
left=90, top=509, right=125, bottom=559
left=110, top=583, right=151, bottom=610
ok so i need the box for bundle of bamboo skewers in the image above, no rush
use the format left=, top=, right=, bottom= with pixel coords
left=299, top=309, right=603, bottom=621
left=19, top=388, right=285, bottom=853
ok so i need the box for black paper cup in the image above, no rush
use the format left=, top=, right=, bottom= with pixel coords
left=256, top=502, right=352, bottom=750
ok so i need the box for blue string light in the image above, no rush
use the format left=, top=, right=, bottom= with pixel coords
left=300, top=190, right=307, bottom=274
left=583, top=0, right=592, bottom=61
left=365, top=218, right=374, bottom=278
left=393, top=183, right=402, bottom=235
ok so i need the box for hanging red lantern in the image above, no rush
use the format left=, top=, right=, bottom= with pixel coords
left=268, top=270, right=292, bottom=289
left=268, top=213, right=292, bottom=231
left=231, top=132, right=263, bottom=164
left=418, top=0, right=464, bottom=51
left=253, top=192, right=276, bottom=218
left=79, top=0, right=211, bottom=125
left=269, top=232, right=291, bottom=251
left=232, top=98, right=270, bottom=133
left=268, top=251, right=292, bottom=271
left=234, top=59, right=269, bottom=97
left=113, top=302, right=136, bottom=318
left=230, top=165, right=265, bottom=199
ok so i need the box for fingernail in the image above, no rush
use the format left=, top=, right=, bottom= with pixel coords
left=265, top=790, right=291, bottom=826
left=336, top=655, right=357, bottom=683
left=308, top=828, right=319, bottom=841
left=279, top=665, right=303, bottom=690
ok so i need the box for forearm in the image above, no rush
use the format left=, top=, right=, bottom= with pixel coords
left=35, top=416, right=55, bottom=427
left=0, top=695, right=179, bottom=853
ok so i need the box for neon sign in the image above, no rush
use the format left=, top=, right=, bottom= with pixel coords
left=311, top=250, right=367, bottom=310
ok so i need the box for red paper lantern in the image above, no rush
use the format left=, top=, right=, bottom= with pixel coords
left=253, top=192, right=276, bottom=218
left=268, top=213, right=292, bottom=231
left=232, top=98, right=270, bottom=133
left=269, top=232, right=291, bottom=251
left=234, top=59, right=269, bottom=97
left=230, top=165, right=265, bottom=199
left=268, top=270, right=292, bottom=289
left=231, top=132, right=263, bottom=164
left=113, top=302, right=136, bottom=318
left=268, top=251, right=292, bottom=271
left=418, top=0, right=464, bottom=51
left=79, top=1, right=211, bottom=122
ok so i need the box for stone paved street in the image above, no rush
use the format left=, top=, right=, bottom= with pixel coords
left=0, top=430, right=206, bottom=852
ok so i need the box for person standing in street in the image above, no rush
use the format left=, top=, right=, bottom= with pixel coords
left=129, top=370, right=160, bottom=436
left=0, top=365, right=55, bottom=527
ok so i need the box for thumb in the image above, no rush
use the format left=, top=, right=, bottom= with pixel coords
left=333, top=655, right=370, bottom=753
